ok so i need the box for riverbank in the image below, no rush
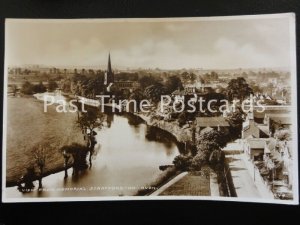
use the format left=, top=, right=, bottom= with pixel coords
left=136, top=112, right=194, bottom=143
left=132, top=112, right=232, bottom=197
left=5, top=96, right=84, bottom=186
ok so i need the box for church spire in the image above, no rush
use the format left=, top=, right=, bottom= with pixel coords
left=104, top=52, right=114, bottom=86
left=107, top=52, right=112, bottom=74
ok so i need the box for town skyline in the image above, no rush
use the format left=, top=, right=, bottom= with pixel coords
left=7, top=62, right=291, bottom=72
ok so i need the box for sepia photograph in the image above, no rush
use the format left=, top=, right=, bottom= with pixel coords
left=2, top=14, right=298, bottom=204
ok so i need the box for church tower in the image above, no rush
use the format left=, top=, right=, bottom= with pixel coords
left=104, top=53, right=114, bottom=86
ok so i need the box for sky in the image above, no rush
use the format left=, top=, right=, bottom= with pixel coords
left=5, top=15, right=294, bottom=70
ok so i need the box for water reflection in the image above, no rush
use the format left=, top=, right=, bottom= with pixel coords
left=6, top=113, right=179, bottom=198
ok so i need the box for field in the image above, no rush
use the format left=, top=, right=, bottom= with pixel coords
left=5, top=96, right=84, bottom=186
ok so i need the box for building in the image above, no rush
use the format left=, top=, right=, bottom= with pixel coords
left=104, top=53, right=114, bottom=87
left=114, top=81, right=140, bottom=92
left=195, top=116, right=230, bottom=133
left=243, top=138, right=267, bottom=161
left=263, top=113, right=292, bottom=135
left=242, top=111, right=270, bottom=139
left=253, top=107, right=291, bottom=124
left=104, top=53, right=140, bottom=93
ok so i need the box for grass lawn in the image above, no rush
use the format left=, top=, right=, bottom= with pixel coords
left=5, top=96, right=84, bottom=186
left=159, top=171, right=211, bottom=196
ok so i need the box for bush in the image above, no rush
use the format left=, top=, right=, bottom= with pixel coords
left=21, top=81, right=47, bottom=95
left=173, top=154, right=193, bottom=171
left=191, top=151, right=208, bottom=170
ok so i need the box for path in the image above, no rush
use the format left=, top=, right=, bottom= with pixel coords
left=223, top=141, right=261, bottom=198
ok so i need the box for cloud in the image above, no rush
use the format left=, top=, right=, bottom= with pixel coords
left=5, top=17, right=292, bottom=69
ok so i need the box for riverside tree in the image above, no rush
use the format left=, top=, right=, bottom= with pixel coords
left=77, top=107, right=105, bottom=167
left=32, top=144, right=46, bottom=189
left=60, top=143, right=89, bottom=176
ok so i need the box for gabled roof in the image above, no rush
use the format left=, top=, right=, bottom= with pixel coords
left=243, top=121, right=260, bottom=138
left=257, top=125, right=270, bottom=137
left=196, top=116, right=229, bottom=127
left=248, top=139, right=266, bottom=149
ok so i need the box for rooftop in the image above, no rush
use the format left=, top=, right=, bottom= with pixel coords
left=196, top=116, right=229, bottom=127
left=254, top=109, right=291, bottom=119
left=248, top=139, right=266, bottom=149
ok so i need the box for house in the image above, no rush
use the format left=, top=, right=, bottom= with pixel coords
left=183, top=81, right=215, bottom=93
left=264, top=114, right=292, bottom=134
left=264, top=138, right=293, bottom=185
left=195, top=116, right=230, bottom=133
left=243, top=138, right=267, bottom=161
left=253, top=107, right=291, bottom=124
left=242, top=112, right=270, bottom=139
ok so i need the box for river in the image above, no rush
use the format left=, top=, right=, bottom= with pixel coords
left=5, top=111, right=180, bottom=198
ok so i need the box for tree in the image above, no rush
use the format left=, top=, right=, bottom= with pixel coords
left=226, top=77, right=253, bottom=101
left=203, top=71, right=219, bottom=81
left=144, top=83, right=166, bottom=103
left=138, top=75, right=160, bottom=89
left=191, top=151, right=208, bottom=170
left=196, top=129, right=228, bottom=150
left=77, top=108, right=105, bottom=167
left=129, top=89, right=145, bottom=111
left=84, top=74, right=105, bottom=98
left=32, top=145, right=46, bottom=189
left=226, top=108, right=245, bottom=139
left=62, top=148, right=71, bottom=178
left=48, top=80, right=58, bottom=92
left=164, top=75, right=183, bottom=94
left=60, top=143, right=89, bottom=176
left=10, top=84, right=18, bottom=96
left=209, top=149, right=225, bottom=169
left=202, top=92, right=227, bottom=116
left=77, top=108, right=105, bottom=133
left=178, top=111, right=188, bottom=127
left=249, top=81, right=262, bottom=94
left=21, top=81, right=34, bottom=95
left=17, top=166, right=35, bottom=192
left=192, top=130, right=228, bottom=170
left=62, top=79, right=72, bottom=93
left=33, top=81, right=47, bottom=93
